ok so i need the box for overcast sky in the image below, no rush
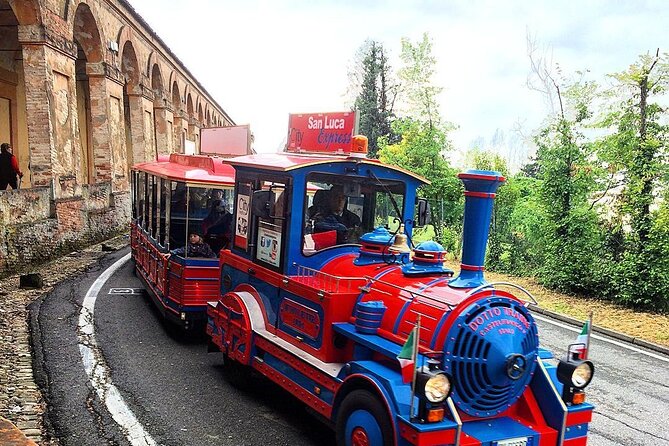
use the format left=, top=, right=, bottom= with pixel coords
left=130, top=0, right=668, bottom=165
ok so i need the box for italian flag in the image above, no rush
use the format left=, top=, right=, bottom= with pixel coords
left=570, top=319, right=590, bottom=359
left=397, top=328, right=416, bottom=383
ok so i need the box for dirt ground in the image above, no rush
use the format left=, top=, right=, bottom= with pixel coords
left=443, top=260, right=669, bottom=348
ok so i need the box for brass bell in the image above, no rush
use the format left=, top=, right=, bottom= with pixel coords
left=388, top=224, right=412, bottom=254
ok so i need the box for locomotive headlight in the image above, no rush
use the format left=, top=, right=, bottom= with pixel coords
left=424, top=373, right=451, bottom=403
left=416, top=371, right=452, bottom=403
left=571, top=362, right=594, bottom=388
left=557, top=357, right=594, bottom=405
left=557, top=358, right=594, bottom=389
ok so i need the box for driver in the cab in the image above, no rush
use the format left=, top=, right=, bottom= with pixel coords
left=313, top=185, right=361, bottom=243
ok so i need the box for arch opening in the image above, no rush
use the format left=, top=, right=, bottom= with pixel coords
left=73, top=3, right=103, bottom=184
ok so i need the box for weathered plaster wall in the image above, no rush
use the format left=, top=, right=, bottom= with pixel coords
left=0, top=0, right=234, bottom=276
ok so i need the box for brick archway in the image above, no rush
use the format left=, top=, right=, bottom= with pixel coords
left=170, top=78, right=184, bottom=152
left=7, top=0, right=41, bottom=26
left=149, top=58, right=170, bottom=155
left=120, top=37, right=142, bottom=172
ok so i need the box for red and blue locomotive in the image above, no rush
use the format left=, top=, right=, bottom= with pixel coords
left=206, top=137, right=595, bottom=446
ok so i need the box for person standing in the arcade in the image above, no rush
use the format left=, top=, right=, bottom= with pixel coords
left=0, top=143, right=23, bottom=190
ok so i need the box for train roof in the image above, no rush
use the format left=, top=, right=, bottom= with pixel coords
left=132, top=154, right=236, bottom=185
left=226, top=153, right=430, bottom=184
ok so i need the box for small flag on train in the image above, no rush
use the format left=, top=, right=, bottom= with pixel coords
left=569, top=315, right=592, bottom=360
left=398, top=328, right=416, bottom=383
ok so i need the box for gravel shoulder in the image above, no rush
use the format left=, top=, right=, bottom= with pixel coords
left=0, top=235, right=128, bottom=445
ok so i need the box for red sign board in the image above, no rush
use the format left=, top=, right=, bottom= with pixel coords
left=286, top=111, right=358, bottom=154
left=279, top=299, right=321, bottom=339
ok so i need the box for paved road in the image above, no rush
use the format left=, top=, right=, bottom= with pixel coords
left=31, top=248, right=669, bottom=445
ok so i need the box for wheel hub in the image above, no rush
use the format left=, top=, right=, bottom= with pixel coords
left=351, top=427, right=369, bottom=446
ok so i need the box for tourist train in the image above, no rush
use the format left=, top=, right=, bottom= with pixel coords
left=131, top=114, right=595, bottom=446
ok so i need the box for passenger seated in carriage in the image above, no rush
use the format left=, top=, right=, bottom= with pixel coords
left=170, top=231, right=217, bottom=258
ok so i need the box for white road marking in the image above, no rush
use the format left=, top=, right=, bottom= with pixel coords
left=77, top=253, right=157, bottom=446
left=533, top=313, right=669, bottom=363
left=108, top=287, right=144, bottom=295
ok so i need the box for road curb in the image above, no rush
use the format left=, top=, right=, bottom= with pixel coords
left=529, top=304, right=669, bottom=357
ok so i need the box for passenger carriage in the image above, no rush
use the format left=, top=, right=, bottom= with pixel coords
left=131, top=153, right=235, bottom=330
left=206, top=136, right=596, bottom=446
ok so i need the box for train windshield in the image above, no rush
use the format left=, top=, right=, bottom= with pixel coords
left=303, top=173, right=405, bottom=255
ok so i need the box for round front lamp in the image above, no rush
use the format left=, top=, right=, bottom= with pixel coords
left=557, top=358, right=594, bottom=389
left=557, top=357, right=594, bottom=405
left=422, top=372, right=451, bottom=403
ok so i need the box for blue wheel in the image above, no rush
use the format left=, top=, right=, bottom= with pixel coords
left=336, top=390, right=393, bottom=446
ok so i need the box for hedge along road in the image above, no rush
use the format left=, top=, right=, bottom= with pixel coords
left=30, top=247, right=669, bottom=445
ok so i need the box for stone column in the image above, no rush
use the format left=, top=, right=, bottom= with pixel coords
left=20, top=40, right=55, bottom=187
left=106, top=79, right=128, bottom=193
left=141, top=95, right=155, bottom=162
left=192, top=122, right=201, bottom=153
left=172, top=111, right=183, bottom=153
left=86, top=61, right=112, bottom=183
left=153, top=93, right=170, bottom=156
left=126, top=84, right=146, bottom=165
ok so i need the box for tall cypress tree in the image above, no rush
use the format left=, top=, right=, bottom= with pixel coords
left=352, top=40, right=395, bottom=158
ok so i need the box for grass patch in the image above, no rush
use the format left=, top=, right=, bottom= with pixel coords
left=444, top=260, right=669, bottom=348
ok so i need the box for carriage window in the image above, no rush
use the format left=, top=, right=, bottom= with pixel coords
left=131, top=172, right=137, bottom=219
left=201, top=187, right=234, bottom=254
left=303, top=174, right=405, bottom=255
left=150, top=176, right=158, bottom=238
left=137, top=172, right=146, bottom=229
left=143, top=174, right=151, bottom=231
left=158, top=179, right=168, bottom=247
left=169, top=181, right=188, bottom=250
left=168, top=183, right=233, bottom=257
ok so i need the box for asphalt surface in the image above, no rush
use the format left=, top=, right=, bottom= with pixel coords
left=32, top=248, right=333, bottom=446
left=31, top=247, right=669, bottom=445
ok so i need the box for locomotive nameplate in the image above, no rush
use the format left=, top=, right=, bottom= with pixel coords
left=279, top=298, right=321, bottom=339
left=468, top=306, right=530, bottom=336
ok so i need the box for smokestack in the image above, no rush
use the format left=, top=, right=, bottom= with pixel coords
left=449, top=169, right=505, bottom=289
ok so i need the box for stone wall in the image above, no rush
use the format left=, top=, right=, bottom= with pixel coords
left=0, top=0, right=235, bottom=275
left=0, top=183, right=128, bottom=274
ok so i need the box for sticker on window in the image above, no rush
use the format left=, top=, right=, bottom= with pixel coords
left=257, top=225, right=281, bottom=267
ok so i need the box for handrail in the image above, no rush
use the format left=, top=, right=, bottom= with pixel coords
left=291, top=263, right=367, bottom=294
left=363, top=276, right=456, bottom=310
left=465, top=281, right=538, bottom=306
left=291, top=262, right=457, bottom=309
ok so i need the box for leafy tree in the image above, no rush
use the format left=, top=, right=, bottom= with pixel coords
left=595, top=51, right=669, bottom=310
left=464, top=149, right=509, bottom=176
left=378, top=118, right=462, bottom=246
left=377, top=34, right=462, bottom=250
left=488, top=175, right=546, bottom=275
left=349, top=40, right=396, bottom=157
left=519, top=156, right=540, bottom=178
left=526, top=43, right=604, bottom=293
left=397, top=33, right=443, bottom=129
